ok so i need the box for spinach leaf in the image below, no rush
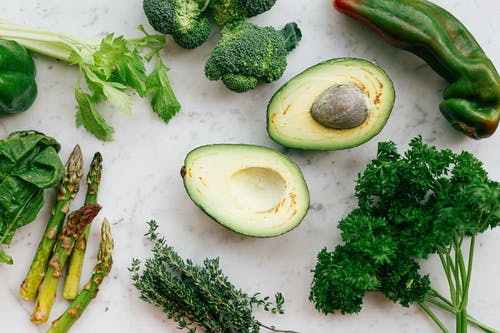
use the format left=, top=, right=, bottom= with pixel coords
left=0, top=130, right=64, bottom=265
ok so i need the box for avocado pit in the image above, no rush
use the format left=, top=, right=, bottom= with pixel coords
left=311, top=84, right=370, bottom=129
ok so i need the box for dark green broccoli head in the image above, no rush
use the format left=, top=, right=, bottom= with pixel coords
left=143, top=0, right=211, bottom=49
left=204, top=21, right=302, bottom=93
left=240, top=0, right=277, bottom=16
left=209, top=0, right=277, bottom=26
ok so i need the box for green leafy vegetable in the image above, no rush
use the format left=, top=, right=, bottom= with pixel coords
left=309, top=136, right=500, bottom=333
left=0, top=21, right=181, bottom=141
left=146, top=58, right=182, bottom=123
left=130, top=220, right=297, bottom=333
left=0, top=131, right=64, bottom=265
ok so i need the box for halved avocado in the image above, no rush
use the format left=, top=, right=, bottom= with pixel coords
left=181, top=144, right=310, bottom=237
left=267, top=58, right=395, bottom=150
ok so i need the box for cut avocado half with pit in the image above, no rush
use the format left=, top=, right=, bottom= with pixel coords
left=267, top=58, right=395, bottom=150
left=181, top=144, right=310, bottom=237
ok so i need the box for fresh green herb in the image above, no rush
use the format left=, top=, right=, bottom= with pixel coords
left=63, top=152, right=103, bottom=300
left=309, top=136, right=500, bottom=333
left=146, top=57, right=181, bottom=123
left=31, top=203, right=101, bottom=324
left=47, top=218, right=114, bottom=333
left=20, top=145, right=83, bottom=299
left=130, top=220, right=298, bottom=333
left=0, top=131, right=64, bottom=265
left=0, top=21, right=181, bottom=141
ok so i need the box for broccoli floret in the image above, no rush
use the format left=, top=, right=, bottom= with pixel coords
left=209, top=0, right=277, bottom=26
left=143, top=0, right=211, bottom=49
left=204, top=21, right=302, bottom=93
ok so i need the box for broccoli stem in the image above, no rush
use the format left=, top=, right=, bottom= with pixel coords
left=62, top=152, right=103, bottom=300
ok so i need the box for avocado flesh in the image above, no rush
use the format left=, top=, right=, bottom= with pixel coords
left=267, top=58, right=395, bottom=150
left=182, top=144, right=310, bottom=237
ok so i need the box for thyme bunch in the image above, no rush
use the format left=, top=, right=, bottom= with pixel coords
left=130, top=220, right=298, bottom=333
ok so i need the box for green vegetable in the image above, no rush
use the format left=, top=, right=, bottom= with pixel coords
left=266, top=58, right=395, bottom=150
left=181, top=144, right=310, bottom=237
left=31, top=203, right=101, bottom=324
left=20, top=145, right=84, bottom=300
left=208, top=0, right=277, bottom=26
left=0, top=130, right=64, bottom=265
left=62, top=152, right=103, bottom=300
left=333, top=0, right=500, bottom=139
left=143, top=0, right=211, bottom=49
left=130, top=220, right=298, bottom=333
left=204, top=21, right=302, bottom=93
left=0, top=21, right=181, bottom=141
left=309, top=136, right=500, bottom=333
left=0, top=39, right=37, bottom=115
left=47, top=218, right=113, bottom=333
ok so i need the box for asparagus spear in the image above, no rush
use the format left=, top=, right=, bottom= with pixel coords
left=31, top=203, right=101, bottom=324
left=20, top=145, right=84, bottom=300
left=46, top=218, right=113, bottom=333
left=62, top=152, right=103, bottom=299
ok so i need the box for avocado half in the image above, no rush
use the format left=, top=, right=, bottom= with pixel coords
left=267, top=58, right=395, bottom=150
left=181, top=144, right=310, bottom=237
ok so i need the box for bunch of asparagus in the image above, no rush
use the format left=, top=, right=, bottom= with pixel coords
left=19, top=146, right=114, bottom=332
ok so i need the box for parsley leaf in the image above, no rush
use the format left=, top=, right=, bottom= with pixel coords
left=310, top=136, right=500, bottom=332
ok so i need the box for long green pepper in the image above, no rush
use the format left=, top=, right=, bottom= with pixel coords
left=20, top=145, right=84, bottom=300
left=333, top=0, right=500, bottom=139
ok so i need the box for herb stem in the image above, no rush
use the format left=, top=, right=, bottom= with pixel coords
left=439, top=252, right=457, bottom=305
left=417, top=301, right=450, bottom=333
left=258, top=322, right=300, bottom=333
left=460, top=236, right=475, bottom=310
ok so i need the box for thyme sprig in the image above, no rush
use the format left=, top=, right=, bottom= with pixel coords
left=130, top=220, right=298, bottom=333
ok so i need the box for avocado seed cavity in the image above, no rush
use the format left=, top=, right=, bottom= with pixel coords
left=311, top=84, right=370, bottom=129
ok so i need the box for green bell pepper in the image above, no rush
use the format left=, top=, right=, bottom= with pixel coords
left=0, top=39, right=37, bottom=115
left=333, top=0, right=500, bottom=139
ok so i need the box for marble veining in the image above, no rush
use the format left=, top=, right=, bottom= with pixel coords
left=1, top=0, right=499, bottom=332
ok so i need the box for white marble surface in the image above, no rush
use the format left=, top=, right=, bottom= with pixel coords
left=1, top=0, right=499, bottom=332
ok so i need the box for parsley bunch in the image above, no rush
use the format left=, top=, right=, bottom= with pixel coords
left=0, top=21, right=180, bottom=141
left=310, top=136, right=499, bottom=333
left=130, top=221, right=297, bottom=333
